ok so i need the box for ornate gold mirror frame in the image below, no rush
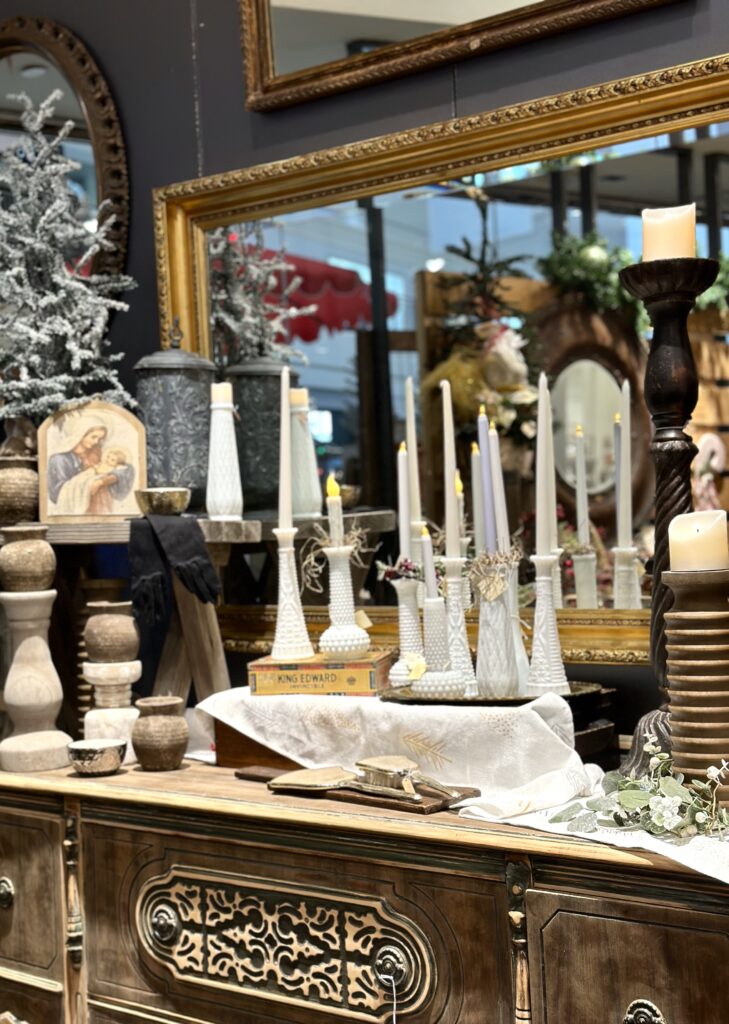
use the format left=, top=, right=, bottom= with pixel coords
left=239, top=0, right=681, bottom=110
left=0, top=16, right=130, bottom=273
left=154, top=54, right=729, bottom=665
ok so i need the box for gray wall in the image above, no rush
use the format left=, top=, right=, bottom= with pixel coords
left=0, top=0, right=725, bottom=380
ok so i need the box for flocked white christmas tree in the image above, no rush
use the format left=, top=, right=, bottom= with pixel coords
left=208, top=222, right=314, bottom=368
left=0, top=91, right=135, bottom=423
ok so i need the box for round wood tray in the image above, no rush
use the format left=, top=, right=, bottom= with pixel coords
left=379, top=681, right=601, bottom=708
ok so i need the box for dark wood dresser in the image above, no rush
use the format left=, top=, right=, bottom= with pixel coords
left=0, top=763, right=725, bottom=1023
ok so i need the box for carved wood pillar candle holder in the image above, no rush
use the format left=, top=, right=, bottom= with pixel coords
left=271, top=527, right=314, bottom=662
left=663, top=567, right=729, bottom=804
left=527, top=554, right=569, bottom=697
left=319, top=545, right=370, bottom=659
left=442, top=557, right=477, bottom=697
left=388, top=576, right=423, bottom=688
left=612, top=546, right=643, bottom=610
left=619, top=258, right=719, bottom=684
left=572, top=551, right=598, bottom=610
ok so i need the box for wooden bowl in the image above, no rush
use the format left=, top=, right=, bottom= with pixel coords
left=135, top=487, right=191, bottom=516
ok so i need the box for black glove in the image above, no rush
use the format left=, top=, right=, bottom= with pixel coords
left=147, top=515, right=221, bottom=605
left=129, top=518, right=170, bottom=625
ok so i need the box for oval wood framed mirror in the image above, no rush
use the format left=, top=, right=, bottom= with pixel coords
left=0, top=16, right=129, bottom=274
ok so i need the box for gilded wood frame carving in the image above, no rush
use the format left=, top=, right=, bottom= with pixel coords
left=239, top=0, right=682, bottom=111
left=154, top=53, right=729, bottom=360
left=0, top=16, right=130, bottom=274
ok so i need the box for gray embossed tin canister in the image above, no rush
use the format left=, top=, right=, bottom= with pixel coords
left=224, top=356, right=298, bottom=510
left=134, top=323, right=215, bottom=510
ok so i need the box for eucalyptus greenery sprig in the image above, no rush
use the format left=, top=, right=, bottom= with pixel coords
left=551, top=736, right=729, bottom=841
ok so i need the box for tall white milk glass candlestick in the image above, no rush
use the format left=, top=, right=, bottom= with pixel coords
left=290, top=387, right=322, bottom=519
left=475, top=570, right=519, bottom=698
left=528, top=377, right=569, bottom=695
left=388, top=574, right=423, bottom=688
left=573, top=425, right=598, bottom=609
left=613, top=380, right=642, bottom=609
left=397, top=442, right=411, bottom=563
left=206, top=381, right=243, bottom=521
left=443, top=551, right=477, bottom=696
left=319, top=544, right=370, bottom=658
left=272, top=367, right=314, bottom=662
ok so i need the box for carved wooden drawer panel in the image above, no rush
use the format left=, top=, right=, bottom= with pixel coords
left=527, top=890, right=729, bottom=1024
left=0, top=976, right=63, bottom=1024
left=83, top=815, right=511, bottom=1023
left=0, top=807, right=65, bottom=985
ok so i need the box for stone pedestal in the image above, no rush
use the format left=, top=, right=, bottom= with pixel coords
left=82, top=660, right=142, bottom=708
left=85, top=707, right=139, bottom=765
left=0, top=590, right=71, bottom=771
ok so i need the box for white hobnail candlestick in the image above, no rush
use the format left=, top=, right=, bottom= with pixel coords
left=291, top=395, right=322, bottom=519
left=509, top=564, right=530, bottom=695
left=83, top=659, right=142, bottom=709
left=271, top=527, right=314, bottom=662
left=459, top=537, right=473, bottom=610
left=319, top=546, right=370, bottom=658
left=412, top=596, right=463, bottom=698
left=573, top=552, right=598, bottom=609
left=206, top=399, right=243, bottom=521
left=442, top=557, right=477, bottom=696
left=388, top=576, right=423, bottom=688
left=476, top=576, right=519, bottom=699
left=527, top=554, right=570, bottom=696
left=0, top=590, right=72, bottom=771
left=551, top=548, right=564, bottom=609
left=410, top=520, right=426, bottom=607
left=613, top=546, right=643, bottom=610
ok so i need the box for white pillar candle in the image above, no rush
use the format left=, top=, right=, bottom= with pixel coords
left=477, top=405, right=497, bottom=553
left=669, top=510, right=729, bottom=571
left=440, top=380, right=460, bottom=559
left=211, top=381, right=233, bottom=404
left=546, top=389, right=559, bottom=553
left=613, top=412, right=621, bottom=540
left=617, top=380, right=632, bottom=548
left=278, top=366, right=292, bottom=530
left=421, top=526, right=439, bottom=598
left=455, top=470, right=466, bottom=538
left=405, top=376, right=423, bottom=523
left=326, top=473, right=345, bottom=546
left=642, top=203, right=696, bottom=262
left=471, top=442, right=486, bottom=554
left=488, top=421, right=511, bottom=555
left=575, top=425, right=590, bottom=546
left=397, top=442, right=411, bottom=562
left=535, top=373, right=551, bottom=557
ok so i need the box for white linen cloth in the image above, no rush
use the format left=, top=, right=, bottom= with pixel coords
left=193, top=687, right=598, bottom=817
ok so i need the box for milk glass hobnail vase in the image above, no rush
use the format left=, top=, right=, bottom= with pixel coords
left=443, top=557, right=477, bottom=697
left=0, top=590, right=72, bottom=771
left=460, top=537, right=472, bottom=610
left=551, top=547, right=564, bottom=609
left=573, top=552, right=598, bottom=610
left=527, top=554, right=570, bottom=696
left=388, top=576, right=423, bottom=687
left=509, top=565, right=530, bottom=695
left=410, top=521, right=426, bottom=608
left=291, top=395, right=323, bottom=519
left=271, top=527, right=314, bottom=662
left=613, top=546, right=643, bottom=610
left=206, top=397, right=243, bottom=520
left=412, top=596, right=464, bottom=698
left=476, top=572, right=519, bottom=699
left=319, top=545, right=370, bottom=658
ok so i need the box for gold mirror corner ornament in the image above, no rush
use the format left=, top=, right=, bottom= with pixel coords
left=239, top=0, right=685, bottom=111
left=0, top=15, right=129, bottom=274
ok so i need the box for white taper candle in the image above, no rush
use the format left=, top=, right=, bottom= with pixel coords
left=471, top=442, right=486, bottom=554
left=488, top=421, right=511, bottom=555
left=441, top=380, right=460, bottom=559
left=397, top=442, right=411, bottom=561
left=404, top=377, right=423, bottom=524
left=278, top=366, right=292, bottom=530
left=575, top=425, right=590, bottom=546
left=618, top=380, right=632, bottom=548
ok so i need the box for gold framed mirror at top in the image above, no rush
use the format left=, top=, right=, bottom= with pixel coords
left=154, top=54, right=729, bottom=657
left=240, top=0, right=682, bottom=110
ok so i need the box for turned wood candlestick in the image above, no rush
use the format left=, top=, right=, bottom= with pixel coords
left=619, top=258, right=719, bottom=686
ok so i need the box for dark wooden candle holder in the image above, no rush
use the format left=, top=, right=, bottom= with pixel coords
left=619, top=258, right=719, bottom=685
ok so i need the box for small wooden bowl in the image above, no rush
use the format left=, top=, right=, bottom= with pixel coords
left=135, top=487, right=191, bottom=516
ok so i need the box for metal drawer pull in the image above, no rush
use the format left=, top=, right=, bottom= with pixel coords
left=624, top=999, right=667, bottom=1024
left=0, top=878, right=15, bottom=910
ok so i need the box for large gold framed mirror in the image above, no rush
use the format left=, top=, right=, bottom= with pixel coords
left=154, top=54, right=729, bottom=663
left=0, top=16, right=129, bottom=273
left=240, top=0, right=682, bottom=110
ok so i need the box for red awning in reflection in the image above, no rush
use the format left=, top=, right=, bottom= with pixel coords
left=213, top=240, right=398, bottom=343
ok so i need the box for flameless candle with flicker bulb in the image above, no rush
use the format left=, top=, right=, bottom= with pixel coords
left=326, top=473, right=344, bottom=546
left=642, top=203, right=696, bottom=262
left=455, top=470, right=465, bottom=538
left=471, top=442, right=485, bottom=554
